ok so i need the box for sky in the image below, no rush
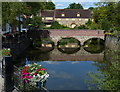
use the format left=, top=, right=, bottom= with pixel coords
left=54, top=2, right=98, bottom=9
left=52, top=0, right=119, bottom=9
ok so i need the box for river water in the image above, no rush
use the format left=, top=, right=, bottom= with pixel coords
left=14, top=45, right=111, bottom=90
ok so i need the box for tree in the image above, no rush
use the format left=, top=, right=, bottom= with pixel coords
left=2, top=2, right=46, bottom=31
left=44, top=0, right=55, bottom=10
left=2, top=2, right=29, bottom=31
left=29, top=16, right=44, bottom=29
left=26, top=2, right=45, bottom=15
left=92, top=2, right=120, bottom=32
left=89, top=7, right=94, bottom=10
left=66, top=3, right=83, bottom=9
left=49, top=21, right=68, bottom=29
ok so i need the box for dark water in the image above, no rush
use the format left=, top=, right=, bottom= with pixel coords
left=14, top=45, right=107, bottom=90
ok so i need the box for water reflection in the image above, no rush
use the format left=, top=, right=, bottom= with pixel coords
left=83, top=38, right=105, bottom=54
left=14, top=44, right=107, bottom=90
left=33, top=61, right=101, bottom=90
left=19, top=46, right=104, bottom=62
left=86, top=49, right=120, bottom=90
left=57, top=47, right=80, bottom=54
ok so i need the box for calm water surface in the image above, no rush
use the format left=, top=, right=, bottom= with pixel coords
left=16, top=47, right=105, bottom=90
left=36, top=61, right=101, bottom=90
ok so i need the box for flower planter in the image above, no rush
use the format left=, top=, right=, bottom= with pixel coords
left=14, top=63, right=49, bottom=91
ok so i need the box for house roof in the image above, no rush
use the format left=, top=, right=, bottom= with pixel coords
left=55, top=9, right=91, bottom=18
left=41, top=9, right=91, bottom=18
left=41, top=10, right=54, bottom=17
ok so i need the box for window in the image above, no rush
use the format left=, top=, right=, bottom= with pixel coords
left=71, top=18, right=75, bottom=20
left=85, top=19, right=88, bottom=21
left=79, top=19, right=81, bottom=21
left=66, top=18, right=69, bottom=20
left=42, top=17, right=44, bottom=20
left=56, top=18, right=61, bottom=20
left=77, top=13, right=80, bottom=17
left=61, top=13, right=65, bottom=17
left=45, top=17, right=53, bottom=20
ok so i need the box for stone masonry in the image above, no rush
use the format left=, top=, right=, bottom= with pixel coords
left=48, top=29, right=104, bottom=45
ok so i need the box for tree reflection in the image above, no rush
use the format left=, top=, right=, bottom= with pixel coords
left=86, top=49, right=120, bottom=90
left=83, top=38, right=105, bottom=54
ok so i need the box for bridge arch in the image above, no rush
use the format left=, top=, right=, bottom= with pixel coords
left=83, top=37, right=105, bottom=46
left=83, top=38, right=105, bottom=54
left=70, top=23, right=77, bottom=28
left=57, top=37, right=81, bottom=47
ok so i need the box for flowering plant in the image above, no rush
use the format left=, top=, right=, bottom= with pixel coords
left=20, top=63, right=49, bottom=86
left=1, top=48, right=12, bottom=56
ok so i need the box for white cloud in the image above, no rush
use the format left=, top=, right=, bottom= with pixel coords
left=56, top=4, right=65, bottom=7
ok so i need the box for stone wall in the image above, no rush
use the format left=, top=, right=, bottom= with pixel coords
left=55, top=18, right=89, bottom=28
left=105, top=35, right=120, bottom=50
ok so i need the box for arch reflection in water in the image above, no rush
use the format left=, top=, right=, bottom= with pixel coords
left=33, top=37, right=55, bottom=53
left=57, top=37, right=81, bottom=54
left=83, top=38, right=105, bottom=54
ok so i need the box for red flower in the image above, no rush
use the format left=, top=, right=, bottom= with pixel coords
left=40, top=68, right=46, bottom=71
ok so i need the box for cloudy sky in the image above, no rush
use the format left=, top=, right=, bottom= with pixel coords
left=52, top=0, right=119, bottom=9
left=54, top=2, right=97, bottom=9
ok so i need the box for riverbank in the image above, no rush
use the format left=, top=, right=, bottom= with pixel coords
left=105, top=35, right=120, bottom=50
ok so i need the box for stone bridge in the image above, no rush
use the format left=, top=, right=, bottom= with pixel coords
left=48, top=29, right=104, bottom=45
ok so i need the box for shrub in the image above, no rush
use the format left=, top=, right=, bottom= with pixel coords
left=77, top=25, right=88, bottom=29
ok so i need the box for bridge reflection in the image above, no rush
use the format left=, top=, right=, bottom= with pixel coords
left=25, top=47, right=104, bottom=62
left=49, top=47, right=104, bottom=61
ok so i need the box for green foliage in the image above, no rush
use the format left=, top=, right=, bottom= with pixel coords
left=33, top=39, right=42, bottom=48
left=86, top=19, right=92, bottom=26
left=0, top=49, right=11, bottom=56
left=26, top=2, right=45, bottom=15
left=58, top=38, right=79, bottom=46
left=87, top=50, right=120, bottom=90
left=33, top=38, right=54, bottom=48
left=48, top=21, right=69, bottom=29
left=88, top=7, right=94, bottom=10
left=2, top=2, right=28, bottom=27
left=2, top=2, right=55, bottom=31
left=66, top=3, right=83, bottom=9
left=77, top=25, right=88, bottom=29
left=88, top=22, right=100, bottom=30
left=101, top=18, right=110, bottom=31
left=29, top=16, right=44, bottom=29
left=93, top=2, right=120, bottom=32
left=44, top=0, right=55, bottom=10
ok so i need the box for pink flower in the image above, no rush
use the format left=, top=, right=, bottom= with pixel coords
left=25, top=76, right=33, bottom=79
left=25, top=80, right=28, bottom=83
left=34, top=73, right=37, bottom=75
left=20, top=76, right=24, bottom=79
left=22, top=73, right=30, bottom=75
left=36, top=69, right=41, bottom=72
